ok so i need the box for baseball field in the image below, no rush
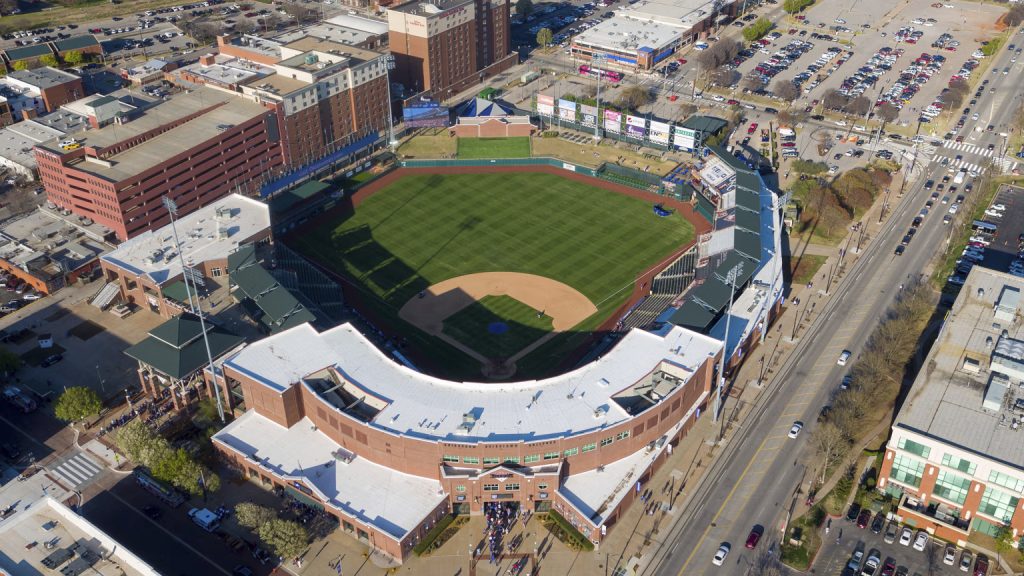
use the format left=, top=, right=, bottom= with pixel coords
left=291, top=168, right=696, bottom=379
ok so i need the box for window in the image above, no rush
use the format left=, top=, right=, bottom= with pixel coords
left=989, top=470, right=1024, bottom=493
left=543, top=451, right=560, bottom=460
left=483, top=457, right=500, bottom=465
left=941, top=454, right=976, bottom=475
left=600, top=436, right=614, bottom=447
left=978, top=486, right=1019, bottom=523
left=483, top=484, right=499, bottom=491
left=582, top=443, right=596, bottom=453
left=617, top=430, right=630, bottom=441
left=506, top=483, right=520, bottom=491
left=503, top=457, right=519, bottom=464
left=933, top=470, right=971, bottom=505
left=890, top=453, right=925, bottom=488
left=564, top=447, right=578, bottom=457
left=538, top=483, right=548, bottom=490
left=463, top=456, right=480, bottom=465
left=443, top=455, right=459, bottom=463
left=455, top=485, right=466, bottom=492
left=524, top=454, right=540, bottom=464
left=211, top=267, right=222, bottom=277
left=896, top=437, right=931, bottom=459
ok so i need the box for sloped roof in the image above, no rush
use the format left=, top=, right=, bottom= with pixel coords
left=458, top=97, right=514, bottom=118
left=54, top=35, right=101, bottom=53
left=229, top=245, right=316, bottom=333
left=125, top=314, right=244, bottom=379
left=5, top=44, right=52, bottom=61
left=680, top=115, right=727, bottom=134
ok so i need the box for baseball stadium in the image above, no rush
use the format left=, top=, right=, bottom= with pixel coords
left=210, top=123, right=785, bottom=565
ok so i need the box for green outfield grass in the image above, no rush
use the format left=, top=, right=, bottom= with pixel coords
left=291, top=171, right=694, bottom=378
left=443, top=295, right=553, bottom=360
left=457, top=137, right=531, bottom=159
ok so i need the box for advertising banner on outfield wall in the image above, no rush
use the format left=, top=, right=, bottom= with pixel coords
left=649, top=121, right=671, bottom=145
left=626, top=115, right=646, bottom=139
left=604, top=110, right=622, bottom=133
left=537, top=94, right=555, bottom=116
left=580, top=104, right=598, bottom=127
left=558, top=99, right=577, bottom=121
left=674, top=126, right=697, bottom=150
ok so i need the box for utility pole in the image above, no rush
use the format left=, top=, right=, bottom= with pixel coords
left=592, top=53, right=606, bottom=141
left=384, top=55, right=398, bottom=151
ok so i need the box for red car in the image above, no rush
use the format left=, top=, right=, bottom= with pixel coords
left=974, top=554, right=989, bottom=576
left=726, top=99, right=740, bottom=105
left=747, top=122, right=759, bottom=134
left=856, top=509, right=871, bottom=528
left=881, top=558, right=896, bottom=576
left=745, top=527, right=762, bottom=549
left=677, top=58, right=687, bottom=64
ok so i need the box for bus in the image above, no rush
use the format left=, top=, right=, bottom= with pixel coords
left=579, top=64, right=623, bottom=83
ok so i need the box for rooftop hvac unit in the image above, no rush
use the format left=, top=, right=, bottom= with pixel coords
left=215, top=206, right=232, bottom=220
left=304, top=53, right=319, bottom=65
left=217, top=225, right=229, bottom=240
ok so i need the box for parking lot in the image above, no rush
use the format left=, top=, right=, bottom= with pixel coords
left=816, top=506, right=983, bottom=576
left=952, top=184, right=1024, bottom=284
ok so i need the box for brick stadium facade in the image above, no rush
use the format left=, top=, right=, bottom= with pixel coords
left=387, top=0, right=516, bottom=98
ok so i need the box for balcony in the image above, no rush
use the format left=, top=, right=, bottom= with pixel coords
left=899, top=495, right=970, bottom=533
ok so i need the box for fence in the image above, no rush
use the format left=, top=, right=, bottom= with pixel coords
left=400, top=156, right=597, bottom=177
left=597, top=163, right=665, bottom=195
left=535, top=113, right=673, bottom=152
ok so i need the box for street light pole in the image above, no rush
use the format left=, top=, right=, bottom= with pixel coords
left=384, top=55, right=398, bottom=151
left=593, top=53, right=606, bottom=141
left=714, top=262, right=743, bottom=427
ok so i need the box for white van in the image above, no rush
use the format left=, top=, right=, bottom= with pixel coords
left=188, top=508, right=220, bottom=532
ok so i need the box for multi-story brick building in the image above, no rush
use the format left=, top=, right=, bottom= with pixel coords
left=879, top=266, right=1024, bottom=546
left=4, top=67, right=84, bottom=114
left=387, top=0, right=516, bottom=98
left=34, top=87, right=285, bottom=240
left=211, top=321, right=721, bottom=564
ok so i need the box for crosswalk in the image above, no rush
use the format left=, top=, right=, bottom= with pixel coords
left=943, top=140, right=999, bottom=158
left=49, top=451, right=104, bottom=490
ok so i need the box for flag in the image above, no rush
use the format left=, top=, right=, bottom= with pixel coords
left=336, top=560, right=342, bottom=575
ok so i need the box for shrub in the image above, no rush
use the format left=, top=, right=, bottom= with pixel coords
left=413, top=514, right=457, bottom=556
left=541, top=511, right=595, bottom=551
left=742, top=17, right=773, bottom=42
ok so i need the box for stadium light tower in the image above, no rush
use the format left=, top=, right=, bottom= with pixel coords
left=163, top=196, right=225, bottom=424
left=384, top=55, right=399, bottom=151
left=592, top=53, right=606, bottom=141
left=714, top=262, right=744, bottom=427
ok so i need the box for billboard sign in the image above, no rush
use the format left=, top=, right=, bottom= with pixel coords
left=674, top=126, right=697, bottom=150
left=558, top=99, right=577, bottom=121
left=403, top=101, right=450, bottom=128
left=537, top=94, right=555, bottom=116
left=580, top=104, right=598, bottom=127
left=604, top=110, right=622, bottom=133
left=649, top=121, right=671, bottom=145
left=626, top=115, right=646, bottom=139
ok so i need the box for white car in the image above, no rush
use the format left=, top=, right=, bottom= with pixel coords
left=21, top=293, right=41, bottom=301
left=835, top=120, right=848, bottom=126
left=992, top=203, right=1006, bottom=211
left=949, top=204, right=959, bottom=214
left=944, top=544, right=957, bottom=565
left=913, top=529, right=929, bottom=551
left=837, top=350, right=851, bottom=366
left=899, top=526, right=913, bottom=546
left=712, top=95, right=725, bottom=102
left=712, top=543, right=730, bottom=566
left=788, top=422, right=803, bottom=438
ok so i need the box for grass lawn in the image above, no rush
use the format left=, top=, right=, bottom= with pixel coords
left=397, top=132, right=457, bottom=159
left=443, top=295, right=553, bottom=360
left=292, top=171, right=694, bottom=378
left=457, top=137, right=531, bottom=159
left=0, top=0, right=187, bottom=33
left=787, top=254, right=827, bottom=286
left=530, top=137, right=679, bottom=173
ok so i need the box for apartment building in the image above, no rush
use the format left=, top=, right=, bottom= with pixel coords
left=387, top=0, right=515, bottom=97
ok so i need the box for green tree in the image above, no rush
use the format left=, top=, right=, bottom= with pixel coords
left=235, top=503, right=278, bottom=529
left=782, top=0, right=813, bottom=14
left=994, top=524, right=1017, bottom=567
left=616, top=85, right=654, bottom=111
left=536, top=27, right=553, bottom=47
left=63, top=50, right=83, bottom=66
left=54, top=386, right=102, bottom=423
left=39, top=54, right=58, bottom=68
left=0, top=346, right=20, bottom=375
left=741, top=17, right=772, bottom=42
left=515, top=0, right=533, bottom=17
left=259, top=519, right=308, bottom=560
left=113, top=419, right=158, bottom=463
left=12, top=60, right=28, bottom=71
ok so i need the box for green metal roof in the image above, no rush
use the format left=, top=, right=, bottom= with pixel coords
left=269, top=180, right=329, bottom=214
left=680, top=115, right=728, bottom=134
left=734, top=228, right=762, bottom=261
left=735, top=209, right=759, bottom=232
left=715, top=252, right=756, bottom=286
left=162, top=281, right=191, bottom=305
left=229, top=244, right=316, bottom=333
left=736, top=171, right=763, bottom=194
left=147, top=313, right=206, bottom=349
left=54, top=35, right=100, bottom=52
left=708, top=146, right=752, bottom=174
left=691, top=277, right=731, bottom=310
left=668, top=299, right=718, bottom=331
left=5, top=44, right=53, bottom=61
left=125, top=319, right=244, bottom=380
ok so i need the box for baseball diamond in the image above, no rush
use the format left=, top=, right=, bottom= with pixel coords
left=289, top=166, right=704, bottom=379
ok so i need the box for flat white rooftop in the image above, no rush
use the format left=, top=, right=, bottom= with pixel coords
left=619, top=0, right=722, bottom=27
left=101, top=193, right=270, bottom=285
left=573, top=16, right=682, bottom=53
left=173, top=55, right=274, bottom=87
left=224, top=322, right=721, bottom=443
left=895, top=266, right=1024, bottom=468
left=0, top=495, right=159, bottom=576
left=214, top=411, right=446, bottom=540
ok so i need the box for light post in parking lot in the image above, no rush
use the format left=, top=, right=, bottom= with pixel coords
left=592, top=53, right=606, bottom=141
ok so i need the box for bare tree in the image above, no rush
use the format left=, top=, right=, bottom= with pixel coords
left=844, top=95, right=871, bottom=117
left=876, top=102, right=899, bottom=124
left=741, top=75, right=763, bottom=93
left=773, top=79, right=800, bottom=102
left=617, top=85, right=654, bottom=111
left=942, top=78, right=971, bottom=109
left=822, top=88, right=848, bottom=112
left=710, top=68, right=740, bottom=87
left=678, top=102, right=698, bottom=117
left=812, top=421, right=850, bottom=483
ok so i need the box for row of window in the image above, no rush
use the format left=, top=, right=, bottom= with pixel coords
left=441, top=431, right=631, bottom=466
left=897, top=437, right=1024, bottom=496
left=454, top=483, right=547, bottom=493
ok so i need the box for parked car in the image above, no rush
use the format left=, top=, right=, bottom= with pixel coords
left=857, top=509, right=872, bottom=528
left=959, top=550, right=973, bottom=572
left=912, top=529, right=928, bottom=551
left=40, top=353, right=63, bottom=367
left=870, top=512, right=884, bottom=534
left=974, top=554, right=989, bottom=576
left=899, top=526, right=913, bottom=546
left=944, top=544, right=957, bottom=565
